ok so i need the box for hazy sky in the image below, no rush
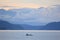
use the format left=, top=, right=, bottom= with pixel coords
left=0, top=0, right=60, bottom=10
left=0, top=0, right=60, bottom=25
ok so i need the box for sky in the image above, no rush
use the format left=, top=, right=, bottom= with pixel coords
left=0, top=0, right=60, bottom=10
left=0, top=0, right=60, bottom=26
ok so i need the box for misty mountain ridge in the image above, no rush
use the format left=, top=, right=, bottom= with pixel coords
left=0, top=20, right=60, bottom=30
left=0, top=20, right=24, bottom=30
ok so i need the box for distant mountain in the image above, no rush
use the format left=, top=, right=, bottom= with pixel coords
left=41, top=22, right=60, bottom=30
left=22, top=22, right=60, bottom=30
left=0, top=20, right=24, bottom=30
left=22, top=24, right=42, bottom=30
left=0, top=20, right=60, bottom=30
left=0, top=20, right=42, bottom=30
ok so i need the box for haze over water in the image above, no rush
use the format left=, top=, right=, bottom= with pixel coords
left=0, top=30, right=60, bottom=40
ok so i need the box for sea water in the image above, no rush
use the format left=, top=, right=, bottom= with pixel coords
left=0, top=30, right=60, bottom=40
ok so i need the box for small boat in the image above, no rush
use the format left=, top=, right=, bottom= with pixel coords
left=26, top=33, right=33, bottom=36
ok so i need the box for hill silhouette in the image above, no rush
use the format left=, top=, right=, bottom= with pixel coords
left=0, top=20, right=60, bottom=30
left=0, top=20, right=24, bottom=30
left=43, top=22, right=60, bottom=30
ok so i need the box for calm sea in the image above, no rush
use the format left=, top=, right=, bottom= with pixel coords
left=0, top=30, right=60, bottom=40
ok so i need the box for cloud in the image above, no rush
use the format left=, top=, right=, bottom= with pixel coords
left=0, top=15, right=12, bottom=19
left=0, top=0, right=60, bottom=6
left=0, top=5, right=60, bottom=25
left=0, top=3, right=41, bottom=10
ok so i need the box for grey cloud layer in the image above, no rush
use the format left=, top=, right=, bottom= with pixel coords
left=0, top=5, right=60, bottom=25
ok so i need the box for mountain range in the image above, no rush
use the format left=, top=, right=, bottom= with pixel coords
left=0, top=20, right=60, bottom=30
left=0, top=20, right=24, bottom=30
